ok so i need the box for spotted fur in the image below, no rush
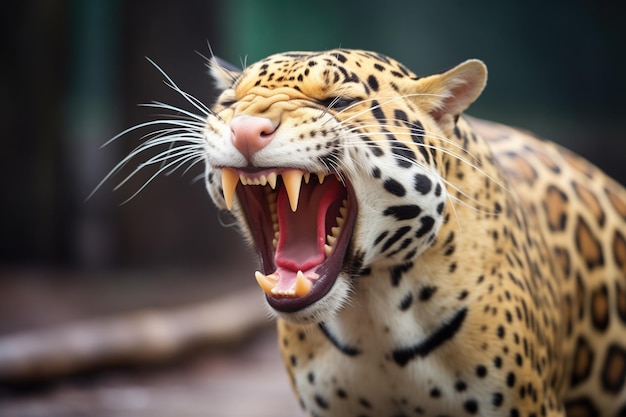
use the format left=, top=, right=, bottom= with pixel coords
left=125, top=49, right=626, bottom=416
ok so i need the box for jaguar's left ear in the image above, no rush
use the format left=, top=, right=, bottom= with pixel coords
left=208, top=56, right=242, bottom=92
left=415, top=59, right=487, bottom=123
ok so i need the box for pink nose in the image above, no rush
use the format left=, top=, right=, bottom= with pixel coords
left=230, top=116, right=277, bottom=162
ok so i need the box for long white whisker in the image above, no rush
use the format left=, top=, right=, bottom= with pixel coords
left=340, top=121, right=481, bottom=165
left=141, top=102, right=207, bottom=123
left=338, top=125, right=510, bottom=196
left=118, top=151, right=204, bottom=204
left=328, top=93, right=447, bottom=127
left=146, top=57, right=212, bottom=118
left=180, top=155, right=206, bottom=177
left=113, top=145, right=203, bottom=190
left=164, top=152, right=205, bottom=177
left=100, top=118, right=203, bottom=148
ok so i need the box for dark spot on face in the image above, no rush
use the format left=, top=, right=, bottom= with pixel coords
left=334, top=52, right=347, bottom=63
left=374, top=231, right=389, bottom=246
left=414, top=173, right=433, bottom=194
left=415, top=216, right=435, bottom=238
left=410, top=120, right=425, bottom=144
left=394, top=109, right=409, bottom=125
left=383, top=205, right=422, bottom=220
left=367, top=74, right=379, bottom=92
left=383, top=178, right=406, bottom=197
left=381, top=226, right=412, bottom=252
left=391, top=140, right=416, bottom=168
left=370, top=100, right=386, bottom=123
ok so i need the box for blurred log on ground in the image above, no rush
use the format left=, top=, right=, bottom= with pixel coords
left=0, top=288, right=273, bottom=383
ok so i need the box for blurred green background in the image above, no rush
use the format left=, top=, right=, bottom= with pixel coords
left=2, top=0, right=624, bottom=301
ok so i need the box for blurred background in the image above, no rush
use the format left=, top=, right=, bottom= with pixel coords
left=1, top=0, right=625, bottom=416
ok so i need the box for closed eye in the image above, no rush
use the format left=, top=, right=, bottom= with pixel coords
left=318, top=96, right=359, bottom=110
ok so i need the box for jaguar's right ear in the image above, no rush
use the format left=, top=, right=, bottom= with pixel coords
left=208, top=56, right=242, bottom=91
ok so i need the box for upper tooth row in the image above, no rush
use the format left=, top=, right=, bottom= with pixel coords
left=222, top=167, right=330, bottom=212
left=239, top=172, right=278, bottom=187
left=238, top=172, right=327, bottom=186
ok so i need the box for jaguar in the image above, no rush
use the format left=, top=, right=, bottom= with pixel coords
left=108, top=49, right=626, bottom=416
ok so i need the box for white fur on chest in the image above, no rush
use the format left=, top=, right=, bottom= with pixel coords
left=292, top=269, right=479, bottom=416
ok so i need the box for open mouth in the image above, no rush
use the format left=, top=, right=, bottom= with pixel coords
left=221, top=167, right=357, bottom=312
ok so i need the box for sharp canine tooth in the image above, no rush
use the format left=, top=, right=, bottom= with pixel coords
left=304, top=173, right=311, bottom=184
left=255, top=271, right=279, bottom=296
left=295, top=271, right=313, bottom=296
left=267, top=172, right=277, bottom=189
left=317, top=173, right=325, bottom=184
left=221, top=168, right=239, bottom=210
left=282, top=169, right=304, bottom=212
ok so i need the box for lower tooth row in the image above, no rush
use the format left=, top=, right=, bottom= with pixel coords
left=255, top=270, right=312, bottom=297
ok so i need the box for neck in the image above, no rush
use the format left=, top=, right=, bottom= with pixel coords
left=328, top=117, right=513, bottom=339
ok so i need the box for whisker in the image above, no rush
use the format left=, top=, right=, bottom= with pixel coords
left=141, top=102, right=208, bottom=123
left=113, top=145, right=203, bottom=190
left=100, top=118, right=203, bottom=148
left=90, top=57, right=210, bottom=202
left=336, top=131, right=504, bottom=214
left=329, top=93, right=447, bottom=127
left=118, top=150, right=204, bottom=204
left=146, top=57, right=213, bottom=118
left=340, top=121, right=481, bottom=165
left=338, top=127, right=509, bottom=196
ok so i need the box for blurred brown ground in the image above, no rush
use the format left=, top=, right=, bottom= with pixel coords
left=0, top=267, right=303, bottom=417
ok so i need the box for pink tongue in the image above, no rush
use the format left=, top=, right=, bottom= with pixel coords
left=273, top=178, right=343, bottom=291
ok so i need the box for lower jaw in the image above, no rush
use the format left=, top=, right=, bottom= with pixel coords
left=265, top=268, right=340, bottom=313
